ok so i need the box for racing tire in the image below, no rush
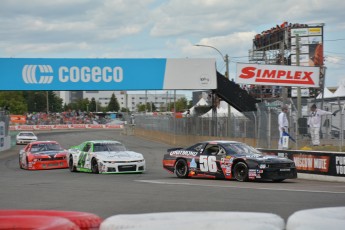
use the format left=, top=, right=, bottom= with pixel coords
left=19, top=156, right=23, bottom=169
left=91, top=158, right=99, bottom=174
left=175, top=159, right=189, bottom=178
left=69, top=157, right=77, bottom=172
left=233, top=162, right=249, bottom=182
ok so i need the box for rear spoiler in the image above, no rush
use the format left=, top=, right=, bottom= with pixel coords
left=167, top=147, right=183, bottom=152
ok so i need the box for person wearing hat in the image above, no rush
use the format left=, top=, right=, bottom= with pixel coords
left=307, top=104, right=336, bottom=146
left=278, top=105, right=289, bottom=149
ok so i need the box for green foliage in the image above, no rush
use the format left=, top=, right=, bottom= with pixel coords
left=107, top=93, right=120, bottom=112
left=167, top=97, right=189, bottom=112
left=89, top=98, right=97, bottom=112
left=0, top=91, right=27, bottom=114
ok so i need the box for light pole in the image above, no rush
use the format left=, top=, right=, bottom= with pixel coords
left=194, top=44, right=231, bottom=136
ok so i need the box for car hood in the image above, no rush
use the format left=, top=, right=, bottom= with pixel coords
left=242, top=154, right=292, bottom=163
left=95, top=151, right=144, bottom=161
left=31, top=151, right=67, bottom=157
left=17, top=135, right=37, bottom=139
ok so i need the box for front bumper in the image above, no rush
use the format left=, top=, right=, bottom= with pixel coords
left=99, top=161, right=146, bottom=174
left=27, top=160, right=68, bottom=170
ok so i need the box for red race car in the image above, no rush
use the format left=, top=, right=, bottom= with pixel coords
left=19, top=141, right=68, bottom=170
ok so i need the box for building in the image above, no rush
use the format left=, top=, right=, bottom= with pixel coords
left=57, top=91, right=186, bottom=112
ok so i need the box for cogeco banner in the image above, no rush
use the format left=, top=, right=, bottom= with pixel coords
left=0, top=58, right=216, bottom=90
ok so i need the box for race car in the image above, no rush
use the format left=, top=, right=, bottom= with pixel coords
left=163, top=140, right=297, bottom=182
left=16, top=131, right=38, bottom=145
left=67, top=140, right=145, bottom=174
left=19, top=141, right=68, bottom=170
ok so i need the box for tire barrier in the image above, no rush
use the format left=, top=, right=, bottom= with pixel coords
left=0, top=215, right=79, bottom=230
left=100, top=211, right=285, bottom=230
left=0, top=210, right=103, bottom=230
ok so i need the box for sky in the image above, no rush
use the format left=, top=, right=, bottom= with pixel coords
left=1, top=0, right=345, bottom=99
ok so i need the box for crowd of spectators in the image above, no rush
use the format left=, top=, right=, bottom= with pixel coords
left=23, top=110, right=112, bottom=125
left=254, top=22, right=309, bottom=49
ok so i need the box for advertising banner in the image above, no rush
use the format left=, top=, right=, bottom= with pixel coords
left=290, top=26, right=323, bottom=67
left=10, top=115, right=26, bottom=124
left=260, top=149, right=345, bottom=177
left=0, top=58, right=216, bottom=90
left=236, top=63, right=320, bottom=87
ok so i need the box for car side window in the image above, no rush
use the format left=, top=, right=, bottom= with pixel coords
left=82, top=143, right=91, bottom=152
left=218, top=147, right=226, bottom=156
left=203, top=145, right=219, bottom=156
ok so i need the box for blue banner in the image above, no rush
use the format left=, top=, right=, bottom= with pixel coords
left=0, top=58, right=166, bottom=90
left=0, top=58, right=217, bottom=90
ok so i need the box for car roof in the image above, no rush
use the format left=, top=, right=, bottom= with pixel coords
left=202, top=140, right=242, bottom=144
left=86, top=140, right=122, bottom=144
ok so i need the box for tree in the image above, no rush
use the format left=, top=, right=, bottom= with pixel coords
left=167, top=97, right=189, bottom=112
left=89, top=98, right=97, bottom=112
left=107, top=93, right=120, bottom=112
left=0, top=91, right=27, bottom=114
left=137, top=103, right=146, bottom=112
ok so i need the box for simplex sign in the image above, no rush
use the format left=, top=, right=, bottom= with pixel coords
left=236, top=63, right=320, bottom=87
left=0, top=58, right=217, bottom=90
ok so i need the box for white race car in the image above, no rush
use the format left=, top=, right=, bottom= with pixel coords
left=16, top=131, right=38, bottom=145
left=67, top=140, right=145, bottom=174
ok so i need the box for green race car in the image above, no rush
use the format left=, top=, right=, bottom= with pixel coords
left=67, top=140, right=145, bottom=174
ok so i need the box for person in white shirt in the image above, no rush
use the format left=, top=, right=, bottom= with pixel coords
left=307, top=104, right=335, bottom=146
left=278, top=105, right=289, bottom=149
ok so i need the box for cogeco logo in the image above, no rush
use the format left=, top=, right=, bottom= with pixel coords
left=59, top=66, right=123, bottom=83
left=22, top=65, right=54, bottom=84
left=22, top=65, right=123, bottom=84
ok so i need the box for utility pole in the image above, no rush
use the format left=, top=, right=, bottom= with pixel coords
left=194, top=44, right=231, bottom=136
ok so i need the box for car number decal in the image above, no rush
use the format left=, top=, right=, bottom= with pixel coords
left=199, top=156, right=217, bottom=172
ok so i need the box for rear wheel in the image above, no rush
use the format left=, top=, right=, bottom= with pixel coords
left=233, top=162, right=248, bottom=182
left=69, top=157, right=77, bottom=172
left=91, top=159, right=99, bottom=174
left=175, top=159, right=189, bottom=178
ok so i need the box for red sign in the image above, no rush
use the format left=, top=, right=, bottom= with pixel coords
left=10, top=115, right=26, bottom=124
left=293, top=154, right=330, bottom=172
left=236, top=63, right=320, bottom=87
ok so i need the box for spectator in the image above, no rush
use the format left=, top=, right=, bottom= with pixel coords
left=307, top=104, right=336, bottom=146
left=278, top=105, right=289, bottom=149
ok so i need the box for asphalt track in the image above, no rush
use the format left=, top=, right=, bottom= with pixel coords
left=0, top=129, right=344, bottom=221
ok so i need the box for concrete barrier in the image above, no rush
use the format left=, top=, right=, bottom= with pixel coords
left=286, top=207, right=345, bottom=230
left=100, top=211, right=285, bottom=230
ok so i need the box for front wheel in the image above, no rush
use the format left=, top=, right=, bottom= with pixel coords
left=175, top=159, right=189, bottom=178
left=233, top=162, right=248, bottom=182
left=19, top=156, right=23, bottom=169
left=69, top=157, right=77, bottom=172
left=91, top=159, right=99, bottom=174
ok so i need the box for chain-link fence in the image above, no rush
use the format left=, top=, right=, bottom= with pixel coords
left=128, top=99, right=345, bottom=150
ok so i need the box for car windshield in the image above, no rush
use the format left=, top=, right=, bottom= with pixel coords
left=20, top=132, right=34, bottom=136
left=223, top=143, right=261, bottom=155
left=93, top=143, right=126, bottom=152
left=31, top=143, right=63, bottom=152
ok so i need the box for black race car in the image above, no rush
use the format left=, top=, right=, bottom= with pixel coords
left=163, top=140, right=297, bottom=182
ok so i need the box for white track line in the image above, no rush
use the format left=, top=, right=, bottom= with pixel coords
left=135, top=180, right=345, bottom=194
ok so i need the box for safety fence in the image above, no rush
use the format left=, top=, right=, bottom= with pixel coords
left=130, top=99, right=345, bottom=150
